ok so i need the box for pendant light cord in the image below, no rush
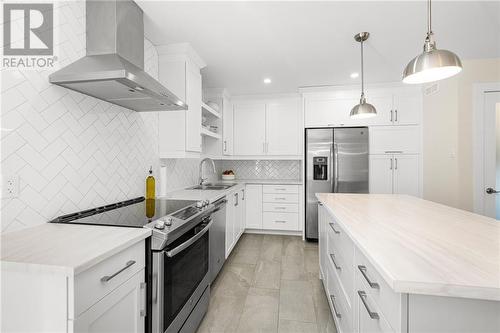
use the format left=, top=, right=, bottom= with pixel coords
left=427, top=0, right=433, bottom=38
left=360, top=38, right=364, bottom=98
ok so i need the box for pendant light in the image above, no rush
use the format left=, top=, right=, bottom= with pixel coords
left=350, top=32, right=377, bottom=119
left=402, top=0, right=462, bottom=84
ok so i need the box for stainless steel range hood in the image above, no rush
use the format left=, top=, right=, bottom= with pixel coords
left=49, top=0, right=186, bottom=112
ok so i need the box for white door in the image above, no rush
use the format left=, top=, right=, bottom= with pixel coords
left=245, top=185, right=263, bottom=229
left=225, top=192, right=236, bottom=258
left=185, top=63, right=202, bottom=152
left=369, top=155, right=394, bottom=194
left=483, top=92, right=500, bottom=219
left=73, top=270, right=145, bottom=333
left=266, top=101, right=300, bottom=155
left=233, top=103, right=266, bottom=155
left=222, top=96, right=233, bottom=155
left=393, top=94, right=422, bottom=125
left=393, top=154, right=420, bottom=196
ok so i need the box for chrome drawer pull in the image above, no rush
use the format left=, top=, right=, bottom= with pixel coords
left=329, top=253, right=341, bottom=270
left=358, top=291, right=379, bottom=320
left=101, top=260, right=136, bottom=282
left=274, top=220, right=287, bottom=223
left=275, top=207, right=287, bottom=210
left=329, top=223, right=340, bottom=234
left=275, top=197, right=287, bottom=200
left=358, top=265, right=379, bottom=289
left=329, top=295, right=342, bottom=318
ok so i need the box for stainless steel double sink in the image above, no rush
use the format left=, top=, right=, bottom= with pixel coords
left=189, top=183, right=236, bottom=190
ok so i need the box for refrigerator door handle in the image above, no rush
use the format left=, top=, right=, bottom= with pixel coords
left=333, top=143, right=339, bottom=192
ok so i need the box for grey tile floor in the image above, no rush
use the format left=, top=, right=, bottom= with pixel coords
left=197, top=234, right=337, bottom=333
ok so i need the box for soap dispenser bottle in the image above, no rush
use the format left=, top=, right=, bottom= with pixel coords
left=146, top=166, right=155, bottom=199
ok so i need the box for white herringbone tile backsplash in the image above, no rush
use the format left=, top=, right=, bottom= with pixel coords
left=1, top=1, right=161, bottom=232
left=216, top=160, right=301, bottom=180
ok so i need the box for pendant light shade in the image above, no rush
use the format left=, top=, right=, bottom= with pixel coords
left=402, top=0, right=462, bottom=84
left=350, top=32, right=377, bottom=119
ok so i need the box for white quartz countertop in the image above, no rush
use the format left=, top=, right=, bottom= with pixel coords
left=162, top=179, right=302, bottom=202
left=316, top=193, right=500, bottom=301
left=1, top=223, right=151, bottom=275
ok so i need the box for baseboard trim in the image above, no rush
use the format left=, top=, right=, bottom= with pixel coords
left=244, top=229, right=302, bottom=236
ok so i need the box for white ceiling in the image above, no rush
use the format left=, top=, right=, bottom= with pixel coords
left=137, top=1, right=500, bottom=95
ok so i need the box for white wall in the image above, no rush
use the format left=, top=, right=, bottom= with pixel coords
left=0, top=2, right=160, bottom=232
left=423, top=58, right=500, bottom=210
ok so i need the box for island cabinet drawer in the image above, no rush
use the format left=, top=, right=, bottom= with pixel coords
left=263, top=203, right=299, bottom=213
left=326, top=219, right=354, bottom=270
left=263, top=184, right=299, bottom=194
left=263, top=193, right=299, bottom=203
left=356, top=249, right=404, bottom=332
left=326, top=260, right=353, bottom=333
left=327, top=231, right=355, bottom=307
left=357, top=289, right=395, bottom=333
left=74, top=241, right=145, bottom=317
left=262, top=212, right=299, bottom=231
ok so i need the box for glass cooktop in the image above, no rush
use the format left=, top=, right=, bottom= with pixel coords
left=49, top=197, right=197, bottom=228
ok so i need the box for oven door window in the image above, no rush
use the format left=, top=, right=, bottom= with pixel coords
left=162, top=228, right=209, bottom=331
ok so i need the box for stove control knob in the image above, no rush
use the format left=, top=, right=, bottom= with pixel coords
left=154, top=220, right=165, bottom=230
left=164, top=217, right=173, bottom=226
left=204, top=200, right=210, bottom=206
left=196, top=201, right=204, bottom=209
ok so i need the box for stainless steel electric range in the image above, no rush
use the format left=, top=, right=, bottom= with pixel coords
left=50, top=196, right=218, bottom=333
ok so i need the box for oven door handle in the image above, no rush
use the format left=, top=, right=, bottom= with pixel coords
left=165, top=218, right=213, bottom=257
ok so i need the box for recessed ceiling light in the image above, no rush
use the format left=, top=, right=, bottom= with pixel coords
left=263, top=78, right=272, bottom=84
left=350, top=72, right=359, bottom=79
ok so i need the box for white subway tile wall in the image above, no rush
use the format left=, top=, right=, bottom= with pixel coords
left=0, top=1, right=161, bottom=232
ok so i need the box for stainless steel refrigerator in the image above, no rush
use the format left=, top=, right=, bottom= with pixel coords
left=305, top=127, right=369, bottom=240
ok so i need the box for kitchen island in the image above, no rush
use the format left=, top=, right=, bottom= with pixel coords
left=316, top=193, right=500, bottom=333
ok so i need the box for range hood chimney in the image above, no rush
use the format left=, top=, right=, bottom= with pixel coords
left=49, top=0, right=187, bottom=112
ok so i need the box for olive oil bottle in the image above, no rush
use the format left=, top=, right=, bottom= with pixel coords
left=146, top=166, right=155, bottom=199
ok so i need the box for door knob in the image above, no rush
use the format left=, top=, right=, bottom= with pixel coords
left=486, top=187, right=500, bottom=194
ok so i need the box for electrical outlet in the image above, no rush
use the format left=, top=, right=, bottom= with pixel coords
left=2, top=175, right=19, bottom=198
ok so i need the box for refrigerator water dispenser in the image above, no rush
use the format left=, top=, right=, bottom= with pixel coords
left=313, top=157, right=328, bottom=180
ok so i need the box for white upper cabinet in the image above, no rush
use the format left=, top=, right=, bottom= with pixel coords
left=304, top=97, right=358, bottom=127
left=393, top=94, right=422, bottom=125
left=232, top=97, right=301, bottom=157
left=157, top=44, right=206, bottom=158
left=266, top=100, right=301, bottom=155
left=233, top=103, right=267, bottom=155
left=222, top=95, right=233, bottom=155
left=302, top=86, right=422, bottom=128
left=185, top=63, right=202, bottom=152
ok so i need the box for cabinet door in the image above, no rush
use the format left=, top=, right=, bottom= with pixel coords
left=185, top=63, right=202, bottom=152
left=361, top=95, right=393, bottom=126
left=225, top=193, right=236, bottom=258
left=304, top=97, right=358, bottom=127
left=393, top=94, right=422, bottom=125
left=318, top=204, right=327, bottom=274
left=245, top=185, right=263, bottom=229
left=232, top=191, right=241, bottom=245
left=266, top=101, right=301, bottom=155
left=239, top=188, right=246, bottom=236
left=369, top=126, right=420, bottom=154
left=222, top=96, right=233, bottom=155
left=159, top=111, right=186, bottom=155
left=73, top=270, right=145, bottom=333
left=233, top=103, right=266, bottom=155
left=393, top=154, right=420, bottom=196
left=369, top=155, right=394, bottom=194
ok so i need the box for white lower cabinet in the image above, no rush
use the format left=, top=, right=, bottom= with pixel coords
left=225, top=187, right=245, bottom=258
left=245, top=184, right=301, bottom=232
left=369, top=154, right=419, bottom=196
left=73, top=269, right=145, bottom=333
left=245, top=184, right=263, bottom=229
